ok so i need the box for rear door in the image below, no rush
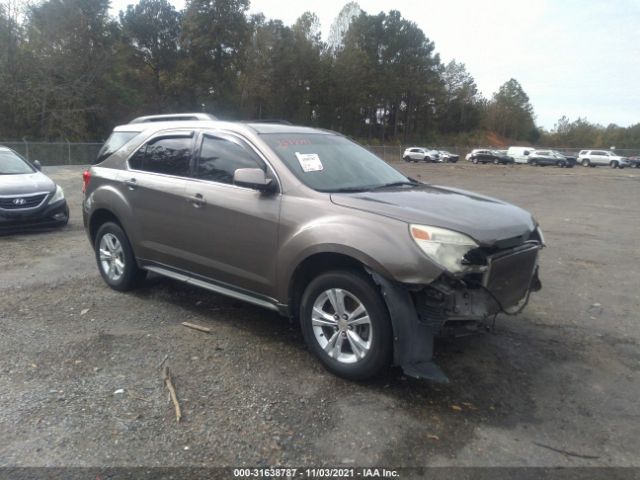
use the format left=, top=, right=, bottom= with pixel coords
left=592, top=151, right=608, bottom=165
left=124, top=131, right=195, bottom=267
left=182, top=132, right=281, bottom=296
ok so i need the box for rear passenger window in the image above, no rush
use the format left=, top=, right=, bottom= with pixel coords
left=129, top=136, right=193, bottom=176
left=195, top=135, right=263, bottom=185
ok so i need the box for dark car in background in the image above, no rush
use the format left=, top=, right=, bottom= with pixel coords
left=469, top=149, right=514, bottom=165
left=552, top=151, right=577, bottom=167
left=0, top=146, right=69, bottom=233
left=528, top=150, right=574, bottom=167
left=626, top=155, right=640, bottom=168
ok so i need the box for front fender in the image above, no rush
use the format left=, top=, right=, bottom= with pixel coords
left=275, top=204, right=444, bottom=302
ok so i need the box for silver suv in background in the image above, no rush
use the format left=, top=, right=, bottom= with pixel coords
left=83, top=114, right=544, bottom=382
left=578, top=150, right=629, bottom=168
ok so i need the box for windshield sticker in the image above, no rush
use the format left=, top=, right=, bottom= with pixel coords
left=295, top=152, right=323, bottom=172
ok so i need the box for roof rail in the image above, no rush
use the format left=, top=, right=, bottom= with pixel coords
left=244, top=119, right=293, bottom=125
left=129, top=113, right=217, bottom=124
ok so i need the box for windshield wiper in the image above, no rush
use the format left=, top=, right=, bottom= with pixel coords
left=369, top=180, right=420, bottom=191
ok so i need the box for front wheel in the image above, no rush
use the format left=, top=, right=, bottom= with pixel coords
left=94, top=222, right=146, bottom=291
left=472, top=158, right=478, bottom=164
left=299, top=270, right=392, bottom=381
left=610, top=161, right=618, bottom=169
left=582, top=159, right=590, bottom=167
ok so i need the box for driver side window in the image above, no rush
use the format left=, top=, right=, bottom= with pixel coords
left=195, top=135, right=264, bottom=185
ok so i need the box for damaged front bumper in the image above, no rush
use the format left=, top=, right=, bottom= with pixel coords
left=372, top=241, right=542, bottom=383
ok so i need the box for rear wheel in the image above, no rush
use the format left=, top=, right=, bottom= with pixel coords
left=493, top=158, right=499, bottom=164
left=299, top=270, right=392, bottom=381
left=581, top=159, right=590, bottom=167
left=94, top=222, right=146, bottom=291
left=472, top=158, right=478, bottom=164
left=610, top=161, right=618, bottom=169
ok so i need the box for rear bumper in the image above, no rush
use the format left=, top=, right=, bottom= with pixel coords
left=0, top=200, right=69, bottom=234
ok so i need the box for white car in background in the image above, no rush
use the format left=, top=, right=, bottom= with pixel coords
left=507, top=146, right=534, bottom=164
left=402, top=147, right=440, bottom=162
left=577, top=150, right=629, bottom=168
left=437, top=151, right=459, bottom=163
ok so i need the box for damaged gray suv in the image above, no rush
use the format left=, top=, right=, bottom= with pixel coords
left=83, top=114, right=543, bottom=382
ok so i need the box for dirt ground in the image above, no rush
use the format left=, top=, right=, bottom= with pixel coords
left=1, top=162, right=639, bottom=470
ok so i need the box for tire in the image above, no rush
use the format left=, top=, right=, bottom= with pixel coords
left=610, top=161, right=618, bottom=169
left=299, top=270, right=392, bottom=381
left=472, top=158, right=478, bottom=164
left=581, top=159, right=590, bottom=167
left=402, top=156, right=410, bottom=162
left=556, top=160, right=563, bottom=167
left=94, top=222, right=146, bottom=291
left=493, top=158, right=499, bottom=165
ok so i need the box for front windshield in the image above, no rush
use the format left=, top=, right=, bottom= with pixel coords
left=262, top=133, right=410, bottom=192
left=0, top=150, right=34, bottom=175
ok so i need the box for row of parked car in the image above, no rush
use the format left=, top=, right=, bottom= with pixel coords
left=502, top=147, right=640, bottom=169
left=403, top=145, right=640, bottom=169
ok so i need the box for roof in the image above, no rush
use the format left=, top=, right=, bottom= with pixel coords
left=112, top=118, right=335, bottom=136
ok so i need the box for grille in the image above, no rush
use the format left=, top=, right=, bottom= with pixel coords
left=0, top=193, right=48, bottom=210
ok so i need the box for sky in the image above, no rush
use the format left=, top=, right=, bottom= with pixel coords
left=109, top=0, right=640, bottom=130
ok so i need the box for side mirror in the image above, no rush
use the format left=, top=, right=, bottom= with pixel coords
left=233, top=168, right=275, bottom=192
left=33, top=160, right=42, bottom=171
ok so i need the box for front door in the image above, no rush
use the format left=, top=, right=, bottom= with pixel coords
left=182, top=133, right=281, bottom=297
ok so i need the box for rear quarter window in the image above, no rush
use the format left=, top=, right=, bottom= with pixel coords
left=94, top=131, right=139, bottom=165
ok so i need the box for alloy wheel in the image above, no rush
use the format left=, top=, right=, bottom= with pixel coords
left=99, top=233, right=125, bottom=282
left=311, top=288, right=372, bottom=364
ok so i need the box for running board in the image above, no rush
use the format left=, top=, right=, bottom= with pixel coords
left=144, top=265, right=280, bottom=312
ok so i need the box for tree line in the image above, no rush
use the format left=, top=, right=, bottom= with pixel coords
left=0, top=0, right=637, bottom=148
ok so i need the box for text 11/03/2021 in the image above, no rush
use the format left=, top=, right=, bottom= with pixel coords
left=233, top=467, right=400, bottom=478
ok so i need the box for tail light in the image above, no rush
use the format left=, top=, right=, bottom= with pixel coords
left=82, top=169, right=91, bottom=193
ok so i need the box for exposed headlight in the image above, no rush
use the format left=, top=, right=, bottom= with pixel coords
left=48, top=185, right=65, bottom=204
left=410, top=224, right=479, bottom=273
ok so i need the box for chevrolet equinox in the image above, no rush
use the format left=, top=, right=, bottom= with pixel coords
left=83, top=114, right=543, bottom=382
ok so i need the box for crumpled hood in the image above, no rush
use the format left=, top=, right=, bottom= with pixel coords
left=0, top=172, right=56, bottom=196
left=331, top=184, right=536, bottom=246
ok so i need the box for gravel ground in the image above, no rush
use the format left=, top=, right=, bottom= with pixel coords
left=0, top=162, right=639, bottom=469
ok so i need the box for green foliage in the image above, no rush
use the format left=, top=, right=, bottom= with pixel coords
left=540, top=116, right=640, bottom=149
left=2, top=0, right=636, bottom=146
left=483, top=78, right=536, bottom=141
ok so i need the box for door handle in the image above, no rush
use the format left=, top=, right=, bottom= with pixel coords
left=124, top=178, right=137, bottom=190
left=188, top=193, right=206, bottom=208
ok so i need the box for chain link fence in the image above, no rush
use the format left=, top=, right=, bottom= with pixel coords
left=1, top=141, right=103, bottom=166
left=1, top=141, right=638, bottom=167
